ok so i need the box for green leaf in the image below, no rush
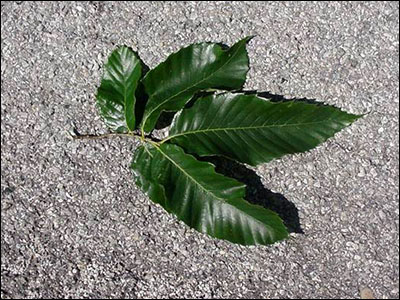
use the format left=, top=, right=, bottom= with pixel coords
left=140, top=37, right=252, bottom=133
left=96, top=46, right=142, bottom=133
left=131, top=143, right=288, bottom=245
left=167, top=93, right=361, bottom=166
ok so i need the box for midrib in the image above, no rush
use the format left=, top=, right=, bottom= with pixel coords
left=166, top=119, right=335, bottom=141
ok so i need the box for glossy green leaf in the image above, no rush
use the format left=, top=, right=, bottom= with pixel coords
left=131, top=143, right=288, bottom=245
left=96, top=46, right=142, bottom=132
left=167, top=93, right=361, bottom=166
left=140, top=37, right=252, bottom=133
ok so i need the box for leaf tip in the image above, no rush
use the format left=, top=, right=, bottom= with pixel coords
left=244, top=35, right=256, bottom=42
left=346, top=111, right=365, bottom=125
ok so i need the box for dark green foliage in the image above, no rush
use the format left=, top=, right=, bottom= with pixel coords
left=94, top=38, right=361, bottom=245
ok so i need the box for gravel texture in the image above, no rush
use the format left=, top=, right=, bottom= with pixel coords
left=1, top=1, right=399, bottom=299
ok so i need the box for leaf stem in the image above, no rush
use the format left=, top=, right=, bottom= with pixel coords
left=69, top=131, right=140, bottom=140
left=67, top=129, right=142, bottom=142
left=68, top=130, right=162, bottom=145
left=159, top=136, right=171, bottom=144
left=140, top=126, right=145, bottom=142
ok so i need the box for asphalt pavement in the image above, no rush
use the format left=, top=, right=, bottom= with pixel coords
left=1, top=2, right=399, bottom=299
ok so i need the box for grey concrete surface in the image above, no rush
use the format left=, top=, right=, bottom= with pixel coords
left=1, top=1, right=399, bottom=299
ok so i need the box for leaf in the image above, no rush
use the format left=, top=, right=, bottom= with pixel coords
left=96, top=46, right=142, bottom=133
left=167, top=93, right=361, bottom=166
left=140, top=37, right=252, bottom=133
left=131, top=143, right=288, bottom=245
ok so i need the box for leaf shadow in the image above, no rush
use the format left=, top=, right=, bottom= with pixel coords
left=154, top=91, right=216, bottom=130
left=133, top=50, right=150, bottom=129
left=201, top=156, right=304, bottom=234
left=154, top=111, right=176, bottom=130
left=240, top=90, right=328, bottom=106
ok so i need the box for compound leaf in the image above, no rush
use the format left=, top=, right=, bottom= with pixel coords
left=131, top=143, right=288, bottom=245
left=96, top=46, right=142, bottom=132
left=140, top=37, right=252, bottom=133
left=167, top=93, right=361, bottom=166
